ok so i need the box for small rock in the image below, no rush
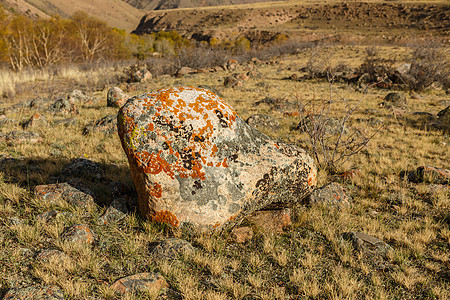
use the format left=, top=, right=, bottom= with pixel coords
left=110, top=273, right=168, bottom=295
left=244, top=208, right=292, bottom=234
left=3, top=284, right=64, bottom=300
left=8, top=217, right=23, bottom=226
left=36, top=210, right=61, bottom=222
left=21, top=113, right=47, bottom=129
left=226, top=59, right=239, bottom=70
left=295, top=115, right=347, bottom=136
left=246, top=114, right=280, bottom=132
left=34, top=182, right=94, bottom=208
left=230, top=226, right=254, bottom=243
left=35, top=249, right=67, bottom=263
left=235, top=73, right=250, bottom=81
left=407, top=165, right=449, bottom=184
left=59, top=158, right=104, bottom=181
left=2, top=131, right=41, bottom=144
left=53, top=117, right=77, bottom=127
left=83, top=114, right=117, bottom=135
left=128, top=67, right=152, bottom=83
left=380, top=92, right=407, bottom=109
left=67, top=90, right=90, bottom=104
left=342, top=231, right=392, bottom=255
left=60, top=224, right=95, bottom=245
left=224, top=76, right=243, bottom=88
left=107, top=87, right=130, bottom=108
left=175, top=67, right=195, bottom=77
left=97, top=199, right=128, bottom=225
left=309, top=182, right=352, bottom=207
left=48, top=99, right=79, bottom=115
left=150, top=238, right=194, bottom=259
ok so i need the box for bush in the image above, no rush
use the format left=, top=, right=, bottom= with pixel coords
left=404, top=43, right=450, bottom=91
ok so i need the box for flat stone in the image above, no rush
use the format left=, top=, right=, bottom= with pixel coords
left=60, top=224, right=95, bottom=245
left=118, top=87, right=316, bottom=231
left=408, top=165, right=449, bottom=184
left=34, top=183, right=94, bottom=208
left=48, top=99, right=79, bottom=115
left=309, top=182, right=352, bottom=207
left=35, top=249, right=68, bottom=263
left=97, top=199, right=128, bottom=225
left=3, top=284, right=64, bottom=300
left=83, top=114, right=117, bottom=135
left=110, top=272, right=168, bottom=295
left=150, top=238, right=194, bottom=259
left=36, top=210, right=62, bottom=222
left=342, top=231, right=392, bottom=255
left=2, top=131, right=40, bottom=144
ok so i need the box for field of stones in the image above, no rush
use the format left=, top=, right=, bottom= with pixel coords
left=0, top=43, right=449, bottom=299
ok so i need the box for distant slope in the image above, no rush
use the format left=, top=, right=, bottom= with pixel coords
left=1, top=0, right=144, bottom=31
left=123, top=0, right=284, bottom=10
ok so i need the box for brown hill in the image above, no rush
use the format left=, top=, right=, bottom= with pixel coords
left=132, top=0, right=450, bottom=44
left=123, top=0, right=283, bottom=10
left=1, top=0, right=143, bottom=31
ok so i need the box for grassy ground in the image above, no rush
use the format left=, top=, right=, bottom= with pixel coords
left=0, top=44, right=449, bottom=299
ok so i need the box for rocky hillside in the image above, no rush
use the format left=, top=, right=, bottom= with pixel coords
left=133, top=1, right=450, bottom=43
left=1, top=0, right=143, bottom=31
left=123, top=0, right=284, bottom=10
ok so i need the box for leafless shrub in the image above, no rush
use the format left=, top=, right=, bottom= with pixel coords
left=297, top=81, right=381, bottom=173
left=403, top=43, right=450, bottom=92
left=174, top=47, right=230, bottom=69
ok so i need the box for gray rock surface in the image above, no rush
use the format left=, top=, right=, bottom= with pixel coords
left=118, top=87, right=317, bottom=231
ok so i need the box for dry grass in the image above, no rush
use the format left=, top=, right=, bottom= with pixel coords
left=0, top=44, right=449, bottom=299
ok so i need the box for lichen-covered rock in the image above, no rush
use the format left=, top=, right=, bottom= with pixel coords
left=150, top=238, right=194, bottom=259
left=342, top=231, right=392, bottom=256
left=110, top=273, right=168, bottom=295
left=67, top=89, right=91, bottom=104
left=35, top=249, right=68, bottom=263
left=60, top=224, right=95, bottom=244
left=118, top=87, right=316, bottom=231
left=2, top=131, right=41, bottom=144
left=48, top=98, right=79, bottom=115
left=36, top=210, right=61, bottom=222
left=34, top=183, right=94, bottom=208
left=3, top=284, right=64, bottom=300
left=83, top=114, right=117, bottom=135
left=224, top=76, right=242, bottom=88
left=107, top=87, right=130, bottom=108
left=21, top=113, right=47, bottom=129
left=59, top=158, right=104, bottom=181
left=97, top=198, right=128, bottom=225
left=380, top=92, right=407, bottom=110
left=407, top=165, right=449, bottom=184
left=308, top=182, right=352, bottom=207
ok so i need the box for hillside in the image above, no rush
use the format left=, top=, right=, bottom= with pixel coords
left=123, top=0, right=284, bottom=10
left=0, top=0, right=143, bottom=31
left=133, top=0, right=450, bottom=43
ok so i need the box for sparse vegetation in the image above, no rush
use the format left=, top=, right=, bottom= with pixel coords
left=0, top=1, right=449, bottom=299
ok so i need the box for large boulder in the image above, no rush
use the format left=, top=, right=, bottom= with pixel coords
left=117, top=87, right=317, bottom=231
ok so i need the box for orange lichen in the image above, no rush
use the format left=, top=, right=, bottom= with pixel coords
left=213, top=222, right=221, bottom=228
left=151, top=210, right=179, bottom=227
left=308, top=172, right=317, bottom=186
left=148, top=182, right=162, bottom=198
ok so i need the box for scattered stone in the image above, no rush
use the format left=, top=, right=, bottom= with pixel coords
left=230, top=226, right=254, bottom=243
left=98, top=198, right=128, bottom=225
left=36, top=210, right=61, bottom=222
left=35, top=249, right=67, bottom=263
left=224, top=76, right=243, bottom=88
left=409, top=91, right=422, bottom=100
left=235, top=73, right=250, bottom=81
left=34, top=182, right=94, bottom=208
left=407, top=165, right=449, bottom=185
left=246, top=70, right=260, bottom=79
left=59, top=158, right=104, bottom=181
left=125, top=65, right=152, bottom=83
left=150, top=238, right=194, bottom=259
left=67, top=90, right=90, bottom=104
left=175, top=67, right=195, bottom=77
left=110, top=273, right=168, bottom=296
left=48, top=98, right=79, bottom=115
left=253, top=97, right=280, bottom=106
left=380, top=92, right=407, bottom=109
left=308, top=182, right=352, bottom=207
left=246, top=114, right=280, bottom=131
left=226, top=59, right=239, bottom=70
left=2, top=131, right=41, bottom=144
left=21, top=113, right=47, bottom=129
left=117, top=87, right=316, bottom=231
left=244, top=208, right=292, bottom=233
left=107, top=87, right=130, bottom=108
left=342, top=231, right=392, bottom=255
left=60, top=224, right=95, bottom=245
left=211, top=65, right=224, bottom=72
left=83, top=114, right=117, bottom=135
left=3, top=284, right=64, bottom=300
